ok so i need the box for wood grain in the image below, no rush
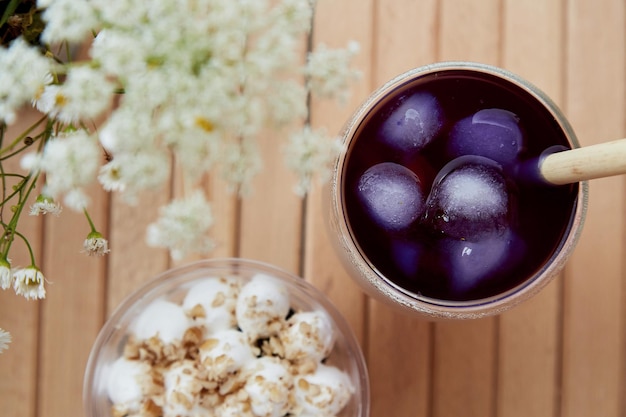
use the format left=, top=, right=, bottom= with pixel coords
left=561, top=1, right=626, bottom=417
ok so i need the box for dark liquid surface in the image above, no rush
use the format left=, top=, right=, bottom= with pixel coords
left=343, top=70, right=579, bottom=301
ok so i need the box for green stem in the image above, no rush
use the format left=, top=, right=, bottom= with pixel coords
left=0, top=114, right=48, bottom=157
left=84, top=208, right=97, bottom=233
left=12, top=229, right=36, bottom=266
left=0, top=171, right=40, bottom=258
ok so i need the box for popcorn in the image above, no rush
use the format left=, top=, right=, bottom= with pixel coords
left=107, top=273, right=355, bottom=417
left=235, top=273, right=291, bottom=340
left=130, top=299, right=190, bottom=344
left=199, top=329, right=255, bottom=390
left=243, top=357, right=293, bottom=417
left=105, top=357, right=153, bottom=416
left=183, top=276, right=240, bottom=333
left=293, top=364, right=355, bottom=417
left=162, top=360, right=205, bottom=417
left=280, top=310, right=335, bottom=364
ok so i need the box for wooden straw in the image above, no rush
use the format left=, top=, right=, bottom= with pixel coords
left=539, top=138, right=626, bottom=185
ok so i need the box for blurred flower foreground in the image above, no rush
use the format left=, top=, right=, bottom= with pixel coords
left=0, top=0, right=359, bottom=350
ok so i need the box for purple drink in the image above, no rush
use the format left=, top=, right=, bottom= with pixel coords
left=330, top=63, right=586, bottom=314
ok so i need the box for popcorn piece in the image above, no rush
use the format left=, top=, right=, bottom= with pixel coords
left=182, top=276, right=240, bottom=333
left=236, top=274, right=290, bottom=341
left=293, top=364, right=355, bottom=417
left=162, top=359, right=207, bottom=417
left=214, top=389, right=254, bottom=417
left=106, top=357, right=153, bottom=415
left=131, top=299, right=190, bottom=344
left=280, top=310, right=335, bottom=363
left=198, top=329, right=255, bottom=392
left=243, top=357, right=293, bottom=417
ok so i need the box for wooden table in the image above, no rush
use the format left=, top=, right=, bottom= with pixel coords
left=1, top=1, right=625, bottom=416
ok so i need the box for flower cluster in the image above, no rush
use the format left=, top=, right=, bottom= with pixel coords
left=0, top=0, right=359, bottom=352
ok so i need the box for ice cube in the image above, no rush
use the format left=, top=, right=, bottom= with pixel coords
left=389, top=238, right=426, bottom=278
left=378, top=91, right=444, bottom=153
left=438, top=228, right=526, bottom=296
left=423, top=156, right=510, bottom=240
left=447, top=108, right=524, bottom=167
left=357, top=162, right=425, bottom=232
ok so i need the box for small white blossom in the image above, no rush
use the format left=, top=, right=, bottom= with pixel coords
left=13, top=267, right=46, bottom=300
left=146, top=191, right=215, bottom=261
left=39, top=130, right=102, bottom=208
left=0, top=328, right=11, bottom=354
left=35, top=66, right=114, bottom=124
left=29, top=195, right=62, bottom=216
left=306, top=41, right=361, bottom=101
left=83, top=232, right=110, bottom=256
left=20, top=152, right=43, bottom=172
left=0, top=38, right=53, bottom=124
left=285, top=127, right=344, bottom=195
left=97, top=149, right=171, bottom=200
left=0, top=259, right=12, bottom=290
left=40, top=0, right=98, bottom=44
left=220, top=139, right=263, bottom=196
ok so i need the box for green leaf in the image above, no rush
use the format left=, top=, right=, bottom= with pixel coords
left=0, top=0, right=22, bottom=29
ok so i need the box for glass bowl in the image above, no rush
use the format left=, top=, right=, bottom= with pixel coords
left=83, top=258, right=370, bottom=417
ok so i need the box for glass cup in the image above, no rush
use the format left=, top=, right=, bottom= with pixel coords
left=83, top=258, right=370, bottom=417
left=327, top=61, right=588, bottom=319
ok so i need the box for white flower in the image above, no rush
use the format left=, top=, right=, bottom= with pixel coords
left=35, top=66, right=115, bottom=124
left=40, top=0, right=98, bottom=44
left=0, top=259, right=12, bottom=290
left=0, top=328, right=11, bottom=354
left=39, top=130, right=102, bottom=208
left=63, top=188, right=91, bottom=211
left=284, top=126, right=344, bottom=195
left=83, top=232, right=110, bottom=256
left=90, top=29, right=150, bottom=78
left=20, top=152, right=43, bottom=173
left=29, top=195, right=62, bottom=216
left=220, top=139, right=263, bottom=196
left=13, top=267, right=46, bottom=300
left=0, top=0, right=360, bottom=289
left=146, top=191, right=215, bottom=261
left=0, top=38, right=53, bottom=124
left=98, top=149, right=171, bottom=199
left=266, top=80, right=308, bottom=126
left=306, top=41, right=361, bottom=101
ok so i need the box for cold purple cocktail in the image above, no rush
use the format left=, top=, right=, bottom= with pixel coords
left=328, top=62, right=587, bottom=319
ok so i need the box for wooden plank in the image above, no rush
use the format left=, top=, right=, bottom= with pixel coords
left=561, top=1, right=626, bottom=417
left=364, top=1, right=438, bottom=417
left=237, top=133, right=303, bottom=273
left=432, top=1, right=501, bottom=416
left=0, top=109, right=44, bottom=417
left=304, top=0, right=375, bottom=343
left=38, top=189, right=108, bottom=417
left=237, top=81, right=305, bottom=271
left=496, top=1, right=565, bottom=416
left=106, top=191, right=170, bottom=314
